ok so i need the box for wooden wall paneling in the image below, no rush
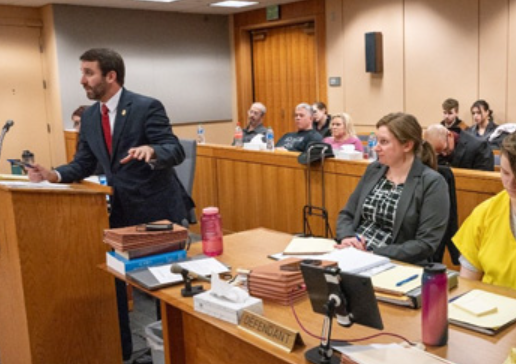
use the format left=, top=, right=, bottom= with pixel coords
left=276, top=165, right=306, bottom=234
left=507, top=0, right=516, bottom=121
left=64, top=130, right=78, bottom=163
left=404, top=0, right=479, bottom=126
left=286, top=23, right=318, bottom=109
left=234, top=28, right=254, bottom=125
left=478, top=0, right=509, bottom=122
left=252, top=27, right=290, bottom=139
left=341, top=0, right=404, bottom=126
left=234, top=0, right=327, bottom=137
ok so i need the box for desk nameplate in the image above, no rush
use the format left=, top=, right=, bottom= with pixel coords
left=238, top=310, right=304, bottom=352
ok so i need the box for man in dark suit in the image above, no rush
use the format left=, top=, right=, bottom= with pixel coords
left=425, top=124, right=494, bottom=171
left=28, top=48, right=194, bottom=361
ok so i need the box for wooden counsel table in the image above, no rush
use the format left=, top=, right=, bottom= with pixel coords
left=116, top=228, right=516, bottom=364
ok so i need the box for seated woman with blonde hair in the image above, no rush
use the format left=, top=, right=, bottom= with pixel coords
left=335, top=112, right=449, bottom=264
left=453, top=132, right=516, bottom=290
left=322, top=113, right=363, bottom=152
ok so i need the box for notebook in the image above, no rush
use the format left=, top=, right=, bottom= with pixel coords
left=283, top=236, right=335, bottom=255
left=449, top=289, right=516, bottom=335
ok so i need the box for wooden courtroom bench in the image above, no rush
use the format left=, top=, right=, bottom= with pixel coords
left=192, top=144, right=503, bottom=268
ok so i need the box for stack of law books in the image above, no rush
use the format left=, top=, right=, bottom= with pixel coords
left=248, top=257, right=337, bottom=305
left=104, top=220, right=188, bottom=275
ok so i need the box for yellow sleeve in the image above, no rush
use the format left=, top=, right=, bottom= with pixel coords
left=452, top=204, right=487, bottom=271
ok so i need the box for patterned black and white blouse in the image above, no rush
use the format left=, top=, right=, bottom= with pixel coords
left=356, top=176, right=404, bottom=250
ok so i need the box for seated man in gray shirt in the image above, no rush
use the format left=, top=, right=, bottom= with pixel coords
left=233, top=102, right=268, bottom=144
left=425, top=124, right=494, bottom=171
left=276, top=103, right=323, bottom=152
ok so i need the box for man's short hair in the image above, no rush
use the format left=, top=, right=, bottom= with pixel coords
left=251, top=102, right=266, bottom=115
left=296, top=103, right=314, bottom=116
left=80, top=48, right=125, bottom=87
left=442, top=98, right=459, bottom=112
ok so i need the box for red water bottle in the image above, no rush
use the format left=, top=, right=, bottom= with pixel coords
left=201, top=207, right=223, bottom=257
left=422, top=263, right=448, bottom=346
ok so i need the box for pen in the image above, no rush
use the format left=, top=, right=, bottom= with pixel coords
left=395, top=274, right=419, bottom=287
left=355, top=234, right=371, bottom=251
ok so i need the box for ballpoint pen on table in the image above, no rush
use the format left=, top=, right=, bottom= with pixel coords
left=395, top=274, right=419, bottom=287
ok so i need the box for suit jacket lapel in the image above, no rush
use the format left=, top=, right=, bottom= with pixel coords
left=391, top=158, right=424, bottom=241
left=111, top=89, right=132, bottom=164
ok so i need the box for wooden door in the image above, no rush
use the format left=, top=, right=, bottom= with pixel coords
left=251, top=23, right=318, bottom=141
left=0, top=25, right=52, bottom=174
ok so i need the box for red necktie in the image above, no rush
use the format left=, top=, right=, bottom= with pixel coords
left=101, top=104, right=112, bottom=154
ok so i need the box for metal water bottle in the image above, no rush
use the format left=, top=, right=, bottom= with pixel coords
left=422, top=263, right=448, bottom=346
left=201, top=207, right=223, bottom=257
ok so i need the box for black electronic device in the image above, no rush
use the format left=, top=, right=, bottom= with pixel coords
left=136, top=223, right=173, bottom=232
left=300, top=263, right=384, bottom=364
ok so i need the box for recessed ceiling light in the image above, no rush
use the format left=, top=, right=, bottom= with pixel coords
left=134, top=0, right=178, bottom=3
left=210, top=1, right=258, bottom=8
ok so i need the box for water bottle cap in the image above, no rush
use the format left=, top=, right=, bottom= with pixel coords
left=202, top=207, right=219, bottom=215
left=424, top=263, right=446, bottom=274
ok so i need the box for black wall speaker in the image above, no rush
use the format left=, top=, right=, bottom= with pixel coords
left=365, top=32, right=383, bottom=73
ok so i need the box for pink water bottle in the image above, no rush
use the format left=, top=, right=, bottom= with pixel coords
left=201, top=207, right=223, bottom=257
left=422, top=263, right=448, bottom=346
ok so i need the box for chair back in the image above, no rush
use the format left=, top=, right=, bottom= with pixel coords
left=174, top=139, right=197, bottom=226
left=174, top=139, right=197, bottom=196
left=433, top=165, right=459, bottom=265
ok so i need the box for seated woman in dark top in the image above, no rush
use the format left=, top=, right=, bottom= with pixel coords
left=335, top=113, right=450, bottom=264
left=467, top=99, right=498, bottom=141
left=312, top=101, right=331, bottom=137
left=276, top=103, right=322, bottom=152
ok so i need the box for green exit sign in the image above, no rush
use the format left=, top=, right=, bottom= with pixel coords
left=266, top=5, right=280, bottom=21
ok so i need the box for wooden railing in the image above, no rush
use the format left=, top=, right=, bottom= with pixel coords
left=192, top=144, right=503, bottom=267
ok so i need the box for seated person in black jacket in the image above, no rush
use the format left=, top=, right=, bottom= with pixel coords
left=440, top=98, right=468, bottom=134
left=276, top=103, right=323, bottom=152
left=425, top=124, right=494, bottom=171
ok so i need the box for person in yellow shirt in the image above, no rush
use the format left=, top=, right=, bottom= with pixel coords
left=453, top=132, right=516, bottom=290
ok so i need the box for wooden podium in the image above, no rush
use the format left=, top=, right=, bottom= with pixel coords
left=0, top=177, right=122, bottom=364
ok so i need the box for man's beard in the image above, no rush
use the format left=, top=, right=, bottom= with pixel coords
left=84, top=82, right=107, bottom=101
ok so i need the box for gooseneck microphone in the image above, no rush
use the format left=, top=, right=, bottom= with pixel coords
left=171, top=263, right=211, bottom=283
left=0, top=119, right=14, bottom=161
left=3, top=120, right=14, bottom=132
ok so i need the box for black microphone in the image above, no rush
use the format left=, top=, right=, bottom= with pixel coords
left=3, top=120, right=14, bottom=132
left=171, top=263, right=211, bottom=283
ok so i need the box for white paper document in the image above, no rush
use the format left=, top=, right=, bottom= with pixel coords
left=148, top=257, right=230, bottom=284
left=270, top=247, right=392, bottom=275
left=0, top=181, right=73, bottom=189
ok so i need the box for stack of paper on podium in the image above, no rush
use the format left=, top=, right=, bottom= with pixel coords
left=449, top=289, right=516, bottom=335
left=248, top=258, right=337, bottom=305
